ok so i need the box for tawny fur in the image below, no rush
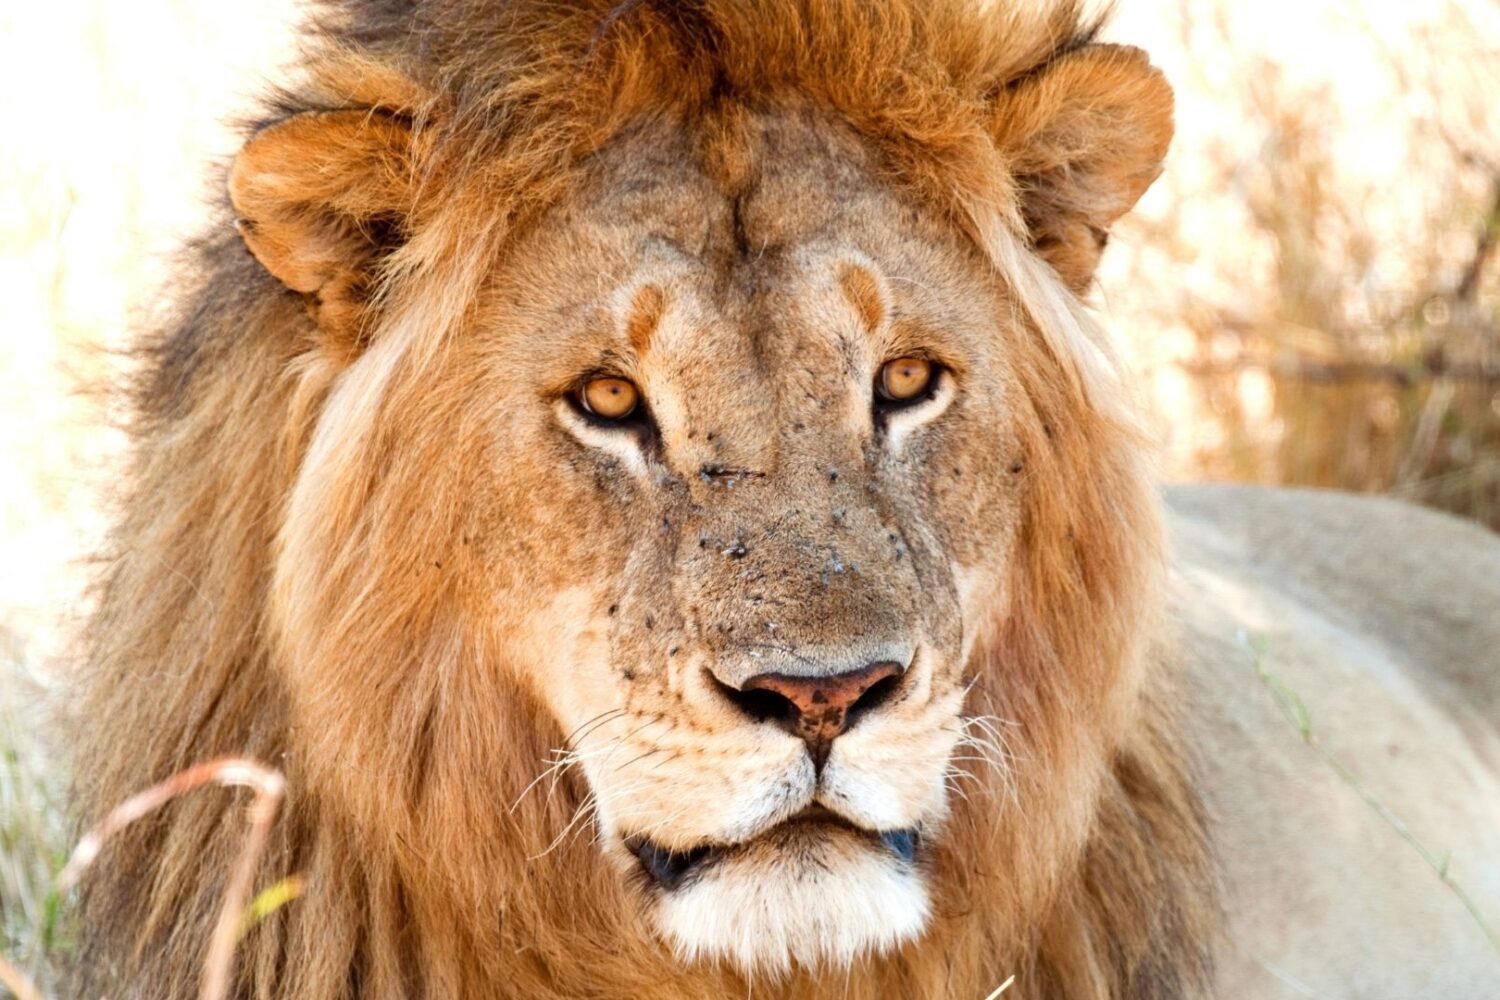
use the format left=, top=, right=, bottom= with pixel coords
left=70, top=2, right=1214, bottom=997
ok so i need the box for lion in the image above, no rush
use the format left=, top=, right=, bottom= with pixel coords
left=68, top=0, right=1500, bottom=997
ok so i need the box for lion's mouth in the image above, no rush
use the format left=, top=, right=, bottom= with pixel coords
left=626, top=806, right=921, bottom=891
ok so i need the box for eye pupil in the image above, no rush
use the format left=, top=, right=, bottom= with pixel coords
left=580, top=377, right=640, bottom=421
left=877, top=357, right=934, bottom=403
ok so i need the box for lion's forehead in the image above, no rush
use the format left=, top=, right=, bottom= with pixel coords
left=570, top=111, right=898, bottom=253
left=508, top=109, right=992, bottom=351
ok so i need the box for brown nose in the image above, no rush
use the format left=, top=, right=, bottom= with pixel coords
left=732, top=661, right=905, bottom=767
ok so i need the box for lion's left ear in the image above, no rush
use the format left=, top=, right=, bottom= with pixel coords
left=991, top=44, right=1174, bottom=292
left=229, top=109, right=418, bottom=341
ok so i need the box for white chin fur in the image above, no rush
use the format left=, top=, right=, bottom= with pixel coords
left=652, top=825, right=930, bottom=974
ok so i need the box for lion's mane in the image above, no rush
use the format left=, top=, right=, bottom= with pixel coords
left=71, top=2, right=1216, bottom=996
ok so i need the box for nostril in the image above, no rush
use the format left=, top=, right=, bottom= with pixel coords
left=716, top=680, right=801, bottom=730
left=845, top=667, right=902, bottom=729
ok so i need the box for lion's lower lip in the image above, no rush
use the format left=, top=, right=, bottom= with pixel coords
left=627, top=837, right=714, bottom=891
left=627, top=817, right=921, bottom=891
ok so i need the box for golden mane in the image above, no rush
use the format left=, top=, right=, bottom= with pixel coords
left=71, top=1, right=1215, bottom=996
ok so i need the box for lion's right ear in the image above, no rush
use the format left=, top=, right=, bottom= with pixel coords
left=230, top=110, right=416, bottom=339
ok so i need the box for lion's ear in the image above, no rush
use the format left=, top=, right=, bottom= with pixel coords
left=991, top=44, right=1174, bottom=292
left=229, top=110, right=416, bottom=338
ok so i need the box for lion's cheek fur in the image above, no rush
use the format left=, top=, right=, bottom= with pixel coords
left=265, top=356, right=609, bottom=870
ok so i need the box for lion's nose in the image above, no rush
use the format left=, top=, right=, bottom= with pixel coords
left=729, top=661, right=905, bottom=767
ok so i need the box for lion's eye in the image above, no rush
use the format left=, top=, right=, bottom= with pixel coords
left=876, top=357, right=935, bottom=405
left=577, top=377, right=640, bottom=422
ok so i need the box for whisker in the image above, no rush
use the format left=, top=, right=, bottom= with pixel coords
left=564, top=707, right=630, bottom=747
left=612, top=747, right=665, bottom=774
left=529, top=796, right=599, bottom=861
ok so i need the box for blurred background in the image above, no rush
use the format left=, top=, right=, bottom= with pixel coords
left=1109, top=0, right=1500, bottom=528
left=2, top=0, right=1498, bottom=988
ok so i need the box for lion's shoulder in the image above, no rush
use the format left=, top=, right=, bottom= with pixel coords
left=1166, top=482, right=1500, bottom=713
left=1162, top=484, right=1500, bottom=996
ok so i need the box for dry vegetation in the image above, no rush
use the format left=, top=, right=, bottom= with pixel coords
left=0, top=3, right=300, bottom=991
left=1105, top=0, right=1500, bottom=527
left=1, top=0, right=1497, bottom=994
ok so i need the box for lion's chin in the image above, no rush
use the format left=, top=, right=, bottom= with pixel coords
left=643, top=817, right=931, bottom=974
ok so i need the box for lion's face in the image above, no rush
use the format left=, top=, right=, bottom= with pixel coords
left=440, top=112, right=1024, bottom=968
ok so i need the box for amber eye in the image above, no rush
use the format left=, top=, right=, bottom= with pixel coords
left=876, top=357, right=935, bottom=404
left=578, top=377, right=641, bottom=421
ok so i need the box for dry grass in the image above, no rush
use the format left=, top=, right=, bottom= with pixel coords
left=1, top=0, right=1497, bottom=994
left=0, top=755, right=287, bottom=1000
left=0, top=632, right=67, bottom=996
